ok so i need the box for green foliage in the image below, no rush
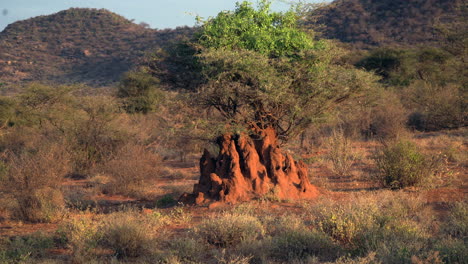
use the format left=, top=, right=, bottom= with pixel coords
left=197, top=0, right=316, bottom=58
left=118, top=71, right=163, bottom=113
left=356, top=48, right=408, bottom=84
left=198, top=45, right=378, bottom=139
left=373, top=140, right=433, bottom=189
left=145, top=41, right=205, bottom=91
left=156, top=195, right=177, bottom=208
left=356, top=47, right=459, bottom=86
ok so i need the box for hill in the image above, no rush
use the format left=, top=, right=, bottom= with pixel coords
left=0, top=8, right=194, bottom=87
left=307, top=0, right=465, bottom=48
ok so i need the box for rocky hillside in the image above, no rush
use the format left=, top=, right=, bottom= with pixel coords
left=0, top=2, right=465, bottom=87
left=307, top=0, right=465, bottom=48
left=0, top=8, right=194, bottom=87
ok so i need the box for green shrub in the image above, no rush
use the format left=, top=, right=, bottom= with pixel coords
left=373, top=140, right=433, bottom=189
left=156, top=195, right=177, bottom=208
left=118, top=71, right=163, bottom=114
left=195, top=213, right=265, bottom=247
left=360, top=220, right=429, bottom=263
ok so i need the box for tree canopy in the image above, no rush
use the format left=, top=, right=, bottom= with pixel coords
left=192, top=1, right=378, bottom=140
left=196, top=0, right=318, bottom=58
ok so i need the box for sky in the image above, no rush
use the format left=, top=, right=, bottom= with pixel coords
left=0, top=0, right=328, bottom=31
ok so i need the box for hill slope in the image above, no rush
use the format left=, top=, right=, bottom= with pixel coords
left=0, top=8, right=194, bottom=87
left=308, top=0, right=464, bottom=48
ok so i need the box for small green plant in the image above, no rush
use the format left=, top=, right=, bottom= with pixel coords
left=373, top=140, right=433, bottom=189
left=169, top=206, right=192, bottom=224
left=156, top=195, right=177, bottom=208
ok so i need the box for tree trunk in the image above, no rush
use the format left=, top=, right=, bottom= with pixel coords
left=181, top=127, right=319, bottom=205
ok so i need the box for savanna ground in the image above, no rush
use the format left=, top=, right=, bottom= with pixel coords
left=0, top=116, right=466, bottom=263
left=0, top=1, right=466, bottom=263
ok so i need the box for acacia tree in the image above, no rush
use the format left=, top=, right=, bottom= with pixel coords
left=176, top=1, right=378, bottom=204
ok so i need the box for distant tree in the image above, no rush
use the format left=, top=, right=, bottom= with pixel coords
left=139, top=22, right=150, bottom=28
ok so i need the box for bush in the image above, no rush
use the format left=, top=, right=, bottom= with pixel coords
left=443, top=201, right=468, bottom=238
left=56, top=216, right=103, bottom=263
left=405, top=83, right=466, bottom=131
left=118, top=71, right=163, bottom=114
left=100, top=210, right=158, bottom=259
left=2, top=143, right=70, bottom=222
left=327, top=129, right=357, bottom=176
left=268, top=229, right=341, bottom=262
left=311, top=199, right=378, bottom=247
left=167, top=237, right=206, bottom=263
left=68, top=96, right=127, bottom=176
left=435, top=237, right=468, bottom=264
left=195, top=213, right=265, bottom=247
left=0, top=232, right=54, bottom=262
left=373, top=140, right=433, bottom=189
left=367, top=91, right=408, bottom=140
left=99, top=144, right=162, bottom=198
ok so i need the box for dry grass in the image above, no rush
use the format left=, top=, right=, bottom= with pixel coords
left=98, top=144, right=162, bottom=199
left=2, top=142, right=70, bottom=222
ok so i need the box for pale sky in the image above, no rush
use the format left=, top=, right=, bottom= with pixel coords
left=0, top=0, right=329, bottom=31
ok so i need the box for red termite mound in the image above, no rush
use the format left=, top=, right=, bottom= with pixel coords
left=181, top=127, right=319, bottom=205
